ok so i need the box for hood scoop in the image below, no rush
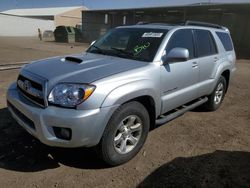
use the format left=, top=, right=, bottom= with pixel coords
left=63, top=56, right=83, bottom=64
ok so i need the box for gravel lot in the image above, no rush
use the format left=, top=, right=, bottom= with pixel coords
left=0, top=37, right=88, bottom=65
left=0, top=37, right=249, bottom=188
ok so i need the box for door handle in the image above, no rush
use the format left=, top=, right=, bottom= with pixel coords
left=192, top=62, right=198, bottom=68
left=214, top=57, right=219, bottom=62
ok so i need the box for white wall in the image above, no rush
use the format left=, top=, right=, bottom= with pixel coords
left=0, top=14, right=55, bottom=36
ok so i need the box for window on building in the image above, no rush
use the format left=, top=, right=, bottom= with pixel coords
left=104, top=14, right=109, bottom=24
left=123, top=16, right=126, bottom=25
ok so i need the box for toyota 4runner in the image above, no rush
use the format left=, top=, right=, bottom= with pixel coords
left=7, top=21, right=236, bottom=165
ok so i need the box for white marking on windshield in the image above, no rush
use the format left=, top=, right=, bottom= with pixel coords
left=142, top=32, right=163, bottom=38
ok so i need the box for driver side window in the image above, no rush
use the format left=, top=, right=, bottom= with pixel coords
left=166, top=29, right=195, bottom=59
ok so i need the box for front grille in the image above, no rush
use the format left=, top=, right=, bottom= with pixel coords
left=17, top=75, right=45, bottom=107
left=18, top=75, right=42, bottom=90
left=8, top=101, right=36, bottom=130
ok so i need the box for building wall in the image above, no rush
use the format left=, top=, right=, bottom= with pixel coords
left=0, top=14, right=55, bottom=36
left=55, top=7, right=84, bottom=27
left=183, top=9, right=250, bottom=57
left=82, top=4, right=250, bottom=57
left=82, top=12, right=112, bottom=42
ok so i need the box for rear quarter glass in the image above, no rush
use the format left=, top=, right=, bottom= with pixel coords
left=215, top=32, right=234, bottom=51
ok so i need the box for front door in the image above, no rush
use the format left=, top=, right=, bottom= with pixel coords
left=160, top=29, right=199, bottom=114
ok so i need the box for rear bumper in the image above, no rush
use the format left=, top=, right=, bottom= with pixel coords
left=7, top=83, right=118, bottom=148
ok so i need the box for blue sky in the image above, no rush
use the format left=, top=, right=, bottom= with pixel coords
left=0, top=0, right=249, bottom=11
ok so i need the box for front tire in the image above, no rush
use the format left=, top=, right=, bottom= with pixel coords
left=98, top=101, right=150, bottom=166
left=202, top=76, right=227, bottom=111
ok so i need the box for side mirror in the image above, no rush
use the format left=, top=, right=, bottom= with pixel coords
left=162, top=48, right=189, bottom=64
left=90, top=40, right=96, bottom=46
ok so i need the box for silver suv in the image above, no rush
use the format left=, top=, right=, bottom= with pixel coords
left=7, top=21, right=236, bottom=165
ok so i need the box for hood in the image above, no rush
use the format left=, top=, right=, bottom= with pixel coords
left=23, top=53, right=148, bottom=86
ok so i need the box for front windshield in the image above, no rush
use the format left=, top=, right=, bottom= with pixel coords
left=87, top=28, right=168, bottom=62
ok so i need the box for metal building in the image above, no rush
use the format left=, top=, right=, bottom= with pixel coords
left=0, top=13, right=55, bottom=36
left=2, top=6, right=87, bottom=27
left=0, top=6, right=87, bottom=37
left=82, top=1, right=250, bottom=57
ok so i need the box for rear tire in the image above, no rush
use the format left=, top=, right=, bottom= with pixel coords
left=202, top=76, right=227, bottom=111
left=97, top=101, right=150, bottom=166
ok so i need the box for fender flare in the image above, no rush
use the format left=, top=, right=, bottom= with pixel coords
left=101, top=80, right=161, bottom=117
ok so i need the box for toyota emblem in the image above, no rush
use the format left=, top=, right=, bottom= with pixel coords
left=23, top=80, right=31, bottom=91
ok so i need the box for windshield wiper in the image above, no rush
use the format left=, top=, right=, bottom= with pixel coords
left=90, top=45, right=106, bottom=55
left=111, top=47, right=134, bottom=58
left=111, top=47, right=150, bottom=62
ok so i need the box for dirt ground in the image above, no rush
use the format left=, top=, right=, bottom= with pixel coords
left=0, top=37, right=88, bottom=65
left=0, top=37, right=249, bottom=188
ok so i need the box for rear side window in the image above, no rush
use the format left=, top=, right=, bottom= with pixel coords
left=195, top=29, right=218, bottom=57
left=166, top=29, right=195, bottom=59
left=216, top=32, right=233, bottom=51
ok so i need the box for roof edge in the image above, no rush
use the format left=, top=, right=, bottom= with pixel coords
left=84, top=2, right=250, bottom=12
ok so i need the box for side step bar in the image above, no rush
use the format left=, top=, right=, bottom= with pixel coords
left=156, top=97, right=208, bottom=126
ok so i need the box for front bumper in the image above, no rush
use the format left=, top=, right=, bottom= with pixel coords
left=7, top=83, right=118, bottom=148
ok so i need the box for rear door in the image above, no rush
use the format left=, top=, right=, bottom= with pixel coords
left=160, top=29, right=199, bottom=114
left=194, top=29, right=219, bottom=96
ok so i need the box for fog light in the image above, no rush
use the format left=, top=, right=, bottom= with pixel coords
left=53, top=127, right=72, bottom=140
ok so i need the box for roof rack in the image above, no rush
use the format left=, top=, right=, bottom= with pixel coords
left=136, top=21, right=150, bottom=25
left=184, top=20, right=223, bottom=29
left=149, top=23, right=179, bottom=26
left=135, top=20, right=225, bottom=30
left=136, top=22, right=181, bottom=27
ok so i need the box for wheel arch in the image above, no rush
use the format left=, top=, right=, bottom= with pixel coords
left=221, top=69, right=230, bottom=93
left=126, top=96, right=156, bottom=130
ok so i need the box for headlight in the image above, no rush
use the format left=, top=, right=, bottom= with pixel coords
left=48, top=83, right=96, bottom=107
